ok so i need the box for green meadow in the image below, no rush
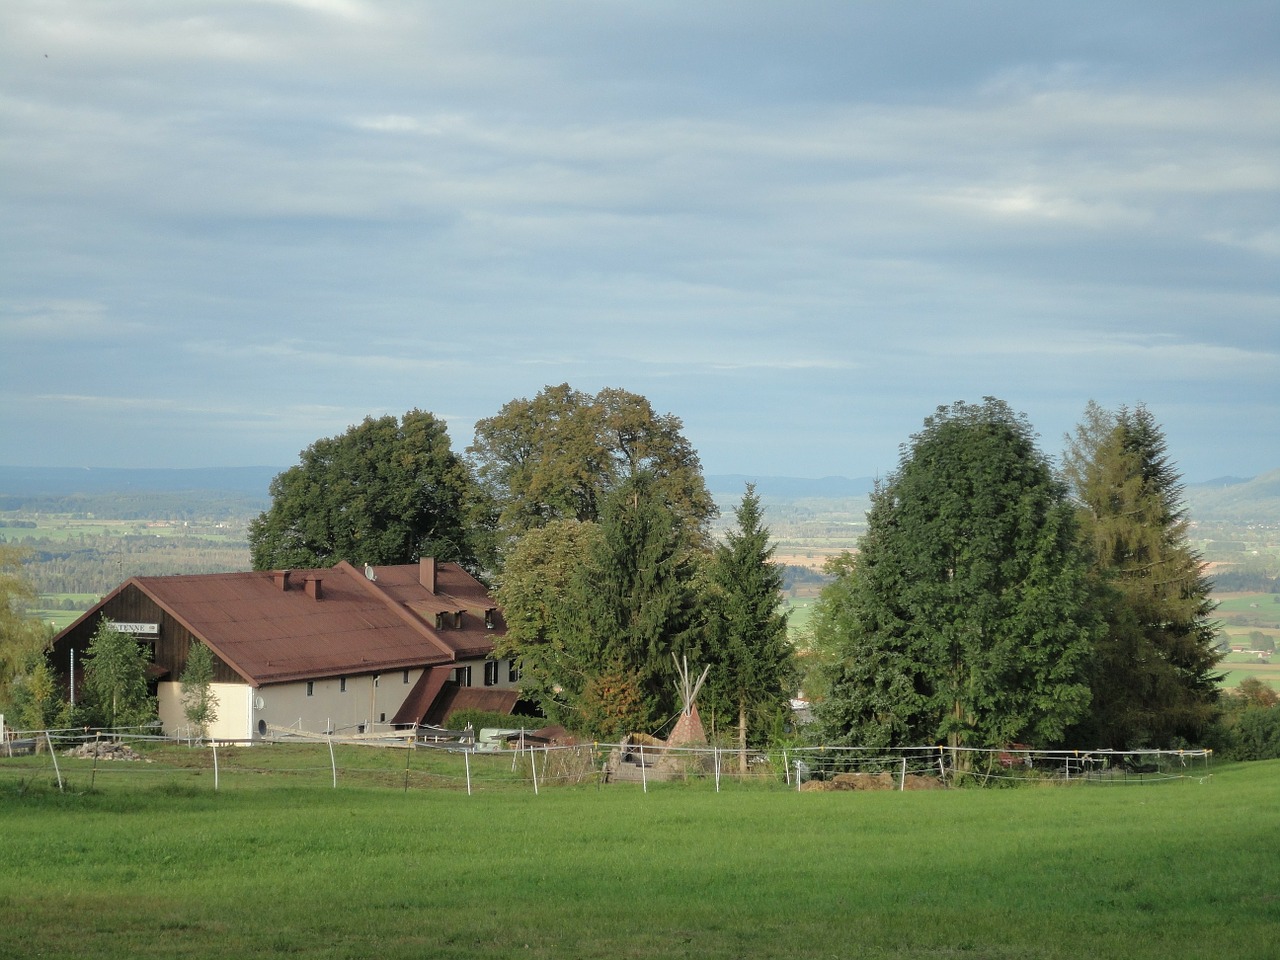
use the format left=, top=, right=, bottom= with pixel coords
left=1, top=755, right=1276, bottom=960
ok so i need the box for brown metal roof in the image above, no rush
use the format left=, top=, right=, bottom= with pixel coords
left=424, top=686, right=522, bottom=726
left=389, top=665, right=451, bottom=726
left=128, top=560, right=504, bottom=685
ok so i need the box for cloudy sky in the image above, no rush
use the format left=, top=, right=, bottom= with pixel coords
left=2, top=1, right=1276, bottom=483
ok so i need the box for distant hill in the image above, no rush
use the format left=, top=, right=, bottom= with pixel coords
left=0, top=466, right=278, bottom=519
left=705, top=474, right=876, bottom=499
left=1184, top=469, right=1280, bottom=524
left=2, top=465, right=1276, bottom=524
left=0, top=466, right=280, bottom=498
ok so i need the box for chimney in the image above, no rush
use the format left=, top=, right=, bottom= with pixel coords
left=303, top=576, right=323, bottom=600
left=420, top=557, right=437, bottom=594
left=272, top=570, right=292, bottom=591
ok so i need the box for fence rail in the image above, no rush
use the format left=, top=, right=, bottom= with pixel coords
left=0, top=725, right=1213, bottom=796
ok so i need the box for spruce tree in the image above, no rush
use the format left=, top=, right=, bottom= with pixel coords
left=705, top=484, right=794, bottom=759
left=812, top=400, right=1097, bottom=751
left=567, top=471, right=703, bottom=737
left=1062, top=402, right=1222, bottom=747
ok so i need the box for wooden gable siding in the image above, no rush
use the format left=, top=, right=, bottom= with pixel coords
left=53, top=583, right=241, bottom=689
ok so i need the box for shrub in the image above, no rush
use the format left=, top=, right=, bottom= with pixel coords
left=446, top=709, right=544, bottom=734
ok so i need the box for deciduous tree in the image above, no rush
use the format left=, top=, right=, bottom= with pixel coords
left=468, top=384, right=715, bottom=557
left=180, top=641, right=218, bottom=739
left=492, top=518, right=603, bottom=727
left=83, top=618, right=155, bottom=730
left=0, top=545, right=53, bottom=714
left=249, top=410, right=481, bottom=571
left=811, top=399, right=1097, bottom=752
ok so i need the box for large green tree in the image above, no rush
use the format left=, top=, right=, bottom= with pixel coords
left=492, top=518, right=604, bottom=727
left=703, top=485, right=795, bottom=758
left=468, top=384, right=715, bottom=557
left=560, top=472, right=705, bottom=738
left=249, top=410, right=481, bottom=571
left=1061, top=402, right=1222, bottom=747
left=811, top=399, right=1097, bottom=752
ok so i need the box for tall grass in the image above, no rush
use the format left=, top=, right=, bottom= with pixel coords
left=1, top=759, right=1277, bottom=959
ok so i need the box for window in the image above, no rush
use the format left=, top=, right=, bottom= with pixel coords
left=374, top=674, right=380, bottom=688
left=484, top=660, right=499, bottom=687
left=485, top=609, right=495, bottom=630
left=508, top=659, right=520, bottom=683
left=340, top=677, right=347, bottom=693
left=306, top=681, right=314, bottom=697
left=403, top=669, right=410, bottom=684
left=453, top=665, right=472, bottom=687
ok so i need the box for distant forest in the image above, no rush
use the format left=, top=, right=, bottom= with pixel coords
left=10, top=530, right=251, bottom=597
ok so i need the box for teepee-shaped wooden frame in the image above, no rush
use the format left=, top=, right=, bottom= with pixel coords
left=666, top=654, right=710, bottom=746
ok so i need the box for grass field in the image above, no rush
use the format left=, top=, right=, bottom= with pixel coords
left=1, top=752, right=1276, bottom=959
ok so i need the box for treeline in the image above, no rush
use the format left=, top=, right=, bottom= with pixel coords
left=1212, top=570, right=1280, bottom=593
left=781, top=565, right=831, bottom=592
left=0, top=491, right=267, bottom=520
left=10, top=533, right=250, bottom=595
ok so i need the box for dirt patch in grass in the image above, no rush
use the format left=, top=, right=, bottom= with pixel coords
left=801, top=772, right=943, bottom=791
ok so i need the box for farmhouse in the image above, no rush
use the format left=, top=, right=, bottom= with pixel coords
left=49, top=558, right=522, bottom=741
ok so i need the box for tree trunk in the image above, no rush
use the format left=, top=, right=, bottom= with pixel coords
left=738, top=697, right=748, bottom=774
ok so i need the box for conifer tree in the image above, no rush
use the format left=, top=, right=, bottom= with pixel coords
left=812, top=400, right=1097, bottom=751
left=1062, top=402, right=1222, bottom=747
left=566, top=471, right=703, bottom=736
left=704, top=484, right=794, bottom=758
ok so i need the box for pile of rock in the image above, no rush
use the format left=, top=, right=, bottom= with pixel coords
left=63, top=740, right=152, bottom=762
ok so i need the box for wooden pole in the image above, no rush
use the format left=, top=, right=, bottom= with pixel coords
left=46, top=731, right=63, bottom=793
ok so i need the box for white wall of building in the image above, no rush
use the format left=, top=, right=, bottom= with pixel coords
left=157, top=658, right=520, bottom=740
left=158, top=680, right=252, bottom=741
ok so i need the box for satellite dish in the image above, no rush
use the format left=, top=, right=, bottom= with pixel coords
left=254, top=696, right=265, bottom=710
left=364, top=563, right=377, bottom=581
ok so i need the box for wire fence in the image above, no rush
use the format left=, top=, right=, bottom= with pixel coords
left=0, top=724, right=1214, bottom=797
